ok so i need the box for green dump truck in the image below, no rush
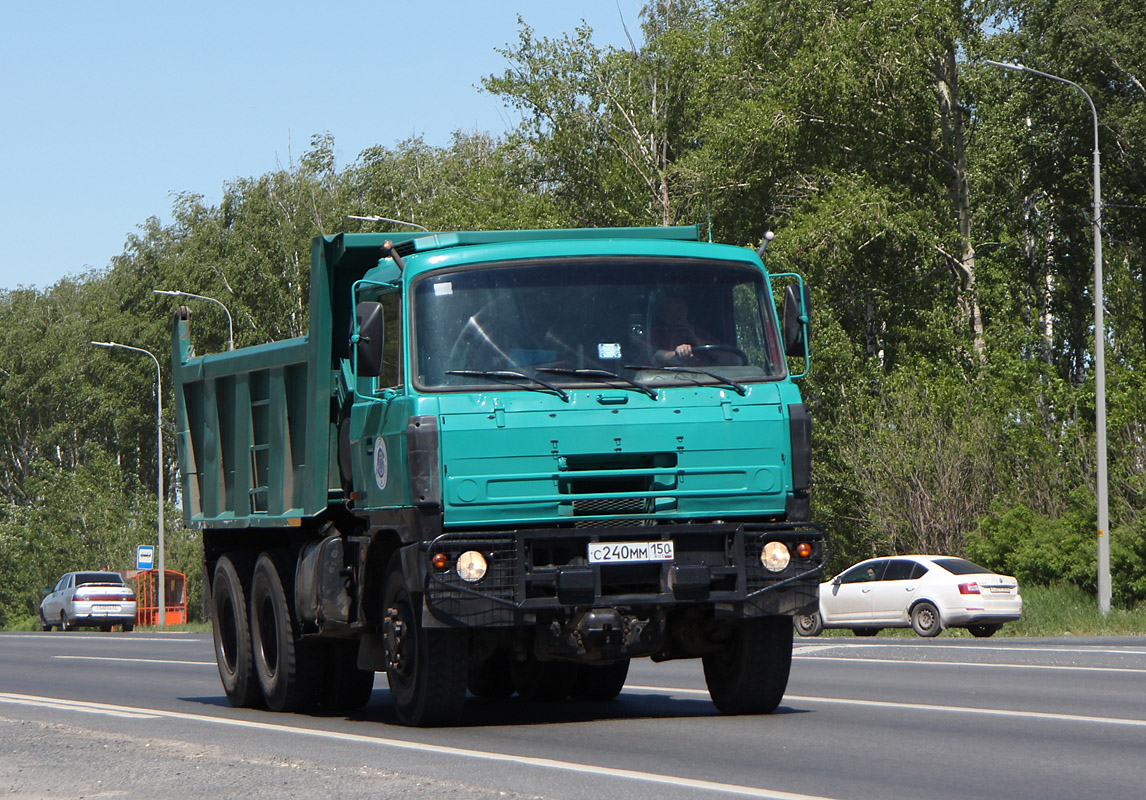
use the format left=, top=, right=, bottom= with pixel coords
left=171, top=225, right=826, bottom=726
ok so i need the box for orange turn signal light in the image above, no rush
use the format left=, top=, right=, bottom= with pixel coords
left=431, top=552, right=449, bottom=570
left=796, top=542, right=813, bottom=558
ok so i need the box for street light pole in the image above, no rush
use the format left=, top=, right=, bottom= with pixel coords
left=986, top=60, right=1110, bottom=614
left=92, top=341, right=166, bottom=627
left=153, top=289, right=234, bottom=351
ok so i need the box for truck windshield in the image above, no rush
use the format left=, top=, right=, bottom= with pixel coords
left=412, top=257, right=786, bottom=392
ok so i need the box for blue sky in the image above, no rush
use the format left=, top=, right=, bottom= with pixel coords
left=0, top=1, right=646, bottom=291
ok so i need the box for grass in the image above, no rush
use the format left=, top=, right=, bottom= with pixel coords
left=1006, top=583, right=1146, bottom=637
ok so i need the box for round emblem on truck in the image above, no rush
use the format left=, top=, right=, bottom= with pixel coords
left=374, top=439, right=389, bottom=491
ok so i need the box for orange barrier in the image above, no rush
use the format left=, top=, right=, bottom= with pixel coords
left=120, top=569, right=187, bottom=626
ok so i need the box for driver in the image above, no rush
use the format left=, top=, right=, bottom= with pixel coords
left=650, top=295, right=715, bottom=365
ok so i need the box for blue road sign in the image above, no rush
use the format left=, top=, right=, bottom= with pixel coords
left=136, top=545, right=155, bottom=570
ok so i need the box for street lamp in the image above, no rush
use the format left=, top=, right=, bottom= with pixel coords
left=92, top=341, right=167, bottom=627
left=153, top=289, right=234, bottom=351
left=986, top=60, right=1110, bottom=614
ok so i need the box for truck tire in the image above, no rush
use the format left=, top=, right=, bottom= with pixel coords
left=383, top=554, right=467, bottom=726
left=320, top=640, right=375, bottom=710
left=702, top=615, right=792, bottom=715
left=510, top=656, right=578, bottom=701
left=211, top=555, right=262, bottom=708
left=250, top=551, right=321, bottom=712
left=570, top=659, right=630, bottom=702
left=468, top=650, right=516, bottom=699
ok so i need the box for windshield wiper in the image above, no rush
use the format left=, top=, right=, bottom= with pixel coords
left=624, top=365, right=747, bottom=396
left=445, top=370, right=570, bottom=402
left=536, top=368, right=658, bottom=399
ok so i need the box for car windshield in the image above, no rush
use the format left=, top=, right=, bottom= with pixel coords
left=76, top=572, right=124, bottom=586
left=412, top=257, right=786, bottom=391
left=932, top=558, right=992, bottom=576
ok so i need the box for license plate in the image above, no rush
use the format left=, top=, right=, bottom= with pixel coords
left=588, top=540, right=674, bottom=564
left=92, top=604, right=122, bottom=613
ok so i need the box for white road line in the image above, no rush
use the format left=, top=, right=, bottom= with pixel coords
left=793, top=654, right=1146, bottom=674
left=794, top=642, right=1146, bottom=657
left=0, top=693, right=160, bottom=719
left=1, top=634, right=201, bottom=643
left=626, top=685, right=1146, bottom=727
left=0, top=692, right=837, bottom=800
left=53, top=655, right=215, bottom=666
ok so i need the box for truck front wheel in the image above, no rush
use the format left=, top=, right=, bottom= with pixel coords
left=250, top=551, right=320, bottom=712
left=212, top=555, right=262, bottom=708
left=702, top=615, right=792, bottom=715
left=383, top=555, right=467, bottom=726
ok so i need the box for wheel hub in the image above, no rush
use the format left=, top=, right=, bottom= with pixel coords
left=384, top=606, right=409, bottom=674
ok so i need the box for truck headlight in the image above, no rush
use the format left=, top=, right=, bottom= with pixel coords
left=761, top=542, right=791, bottom=572
left=457, top=551, right=488, bottom=582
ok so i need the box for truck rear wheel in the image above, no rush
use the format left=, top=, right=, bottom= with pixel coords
left=510, top=656, right=578, bottom=701
left=250, top=551, right=320, bottom=712
left=468, top=650, right=516, bottom=699
left=570, top=659, right=630, bottom=701
left=383, top=555, right=467, bottom=726
left=212, top=555, right=262, bottom=708
left=320, top=640, right=375, bottom=710
left=702, top=615, right=792, bottom=715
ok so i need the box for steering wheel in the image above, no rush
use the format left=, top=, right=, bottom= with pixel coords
left=686, top=344, right=750, bottom=366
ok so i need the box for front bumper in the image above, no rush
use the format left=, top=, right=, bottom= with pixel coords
left=420, top=522, right=827, bottom=626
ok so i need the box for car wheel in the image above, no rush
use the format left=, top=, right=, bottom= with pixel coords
left=383, top=553, right=468, bottom=726
left=853, top=628, right=880, bottom=637
left=60, top=613, right=72, bottom=632
left=794, top=611, right=823, bottom=637
left=911, top=601, right=942, bottom=637
left=39, top=612, right=52, bottom=632
left=968, top=624, right=1001, bottom=638
left=212, top=554, right=262, bottom=708
left=703, top=615, right=792, bottom=715
left=122, top=623, right=134, bottom=633
left=250, top=551, right=321, bottom=712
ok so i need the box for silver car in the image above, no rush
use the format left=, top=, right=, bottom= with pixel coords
left=40, top=572, right=138, bottom=632
left=795, top=555, right=1022, bottom=638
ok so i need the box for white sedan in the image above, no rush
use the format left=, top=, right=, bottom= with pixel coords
left=40, top=571, right=137, bottom=632
left=795, top=555, right=1022, bottom=638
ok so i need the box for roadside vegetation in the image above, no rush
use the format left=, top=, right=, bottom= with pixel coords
left=1, top=1, right=1144, bottom=631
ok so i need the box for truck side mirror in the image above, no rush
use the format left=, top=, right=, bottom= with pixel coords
left=354, top=301, right=385, bottom=378
left=782, top=283, right=811, bottom=358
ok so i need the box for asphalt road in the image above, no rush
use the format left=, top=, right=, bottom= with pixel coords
left=2, top=631, right=1145, bottom=799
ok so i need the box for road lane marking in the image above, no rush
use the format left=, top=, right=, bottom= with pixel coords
left=0, top=692, right=838, bottom=800
left=0, top=693, right=160, bottom=719
left=54, top=655, right=216, bottom=666
left=794, top=642, right=1146, bottom=657
left=626, top=685, right=1146, bottom=727
left=1, top=634, right=202, bottom=643
left=792, top=655, right=1146, bottom=675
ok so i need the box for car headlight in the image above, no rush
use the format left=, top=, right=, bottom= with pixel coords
left=761, top=541, right=791, bottom=572
left=456, top=550, right=489, bottom=582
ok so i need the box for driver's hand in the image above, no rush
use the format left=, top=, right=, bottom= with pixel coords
left=674, top=343, right=693, bottom=359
